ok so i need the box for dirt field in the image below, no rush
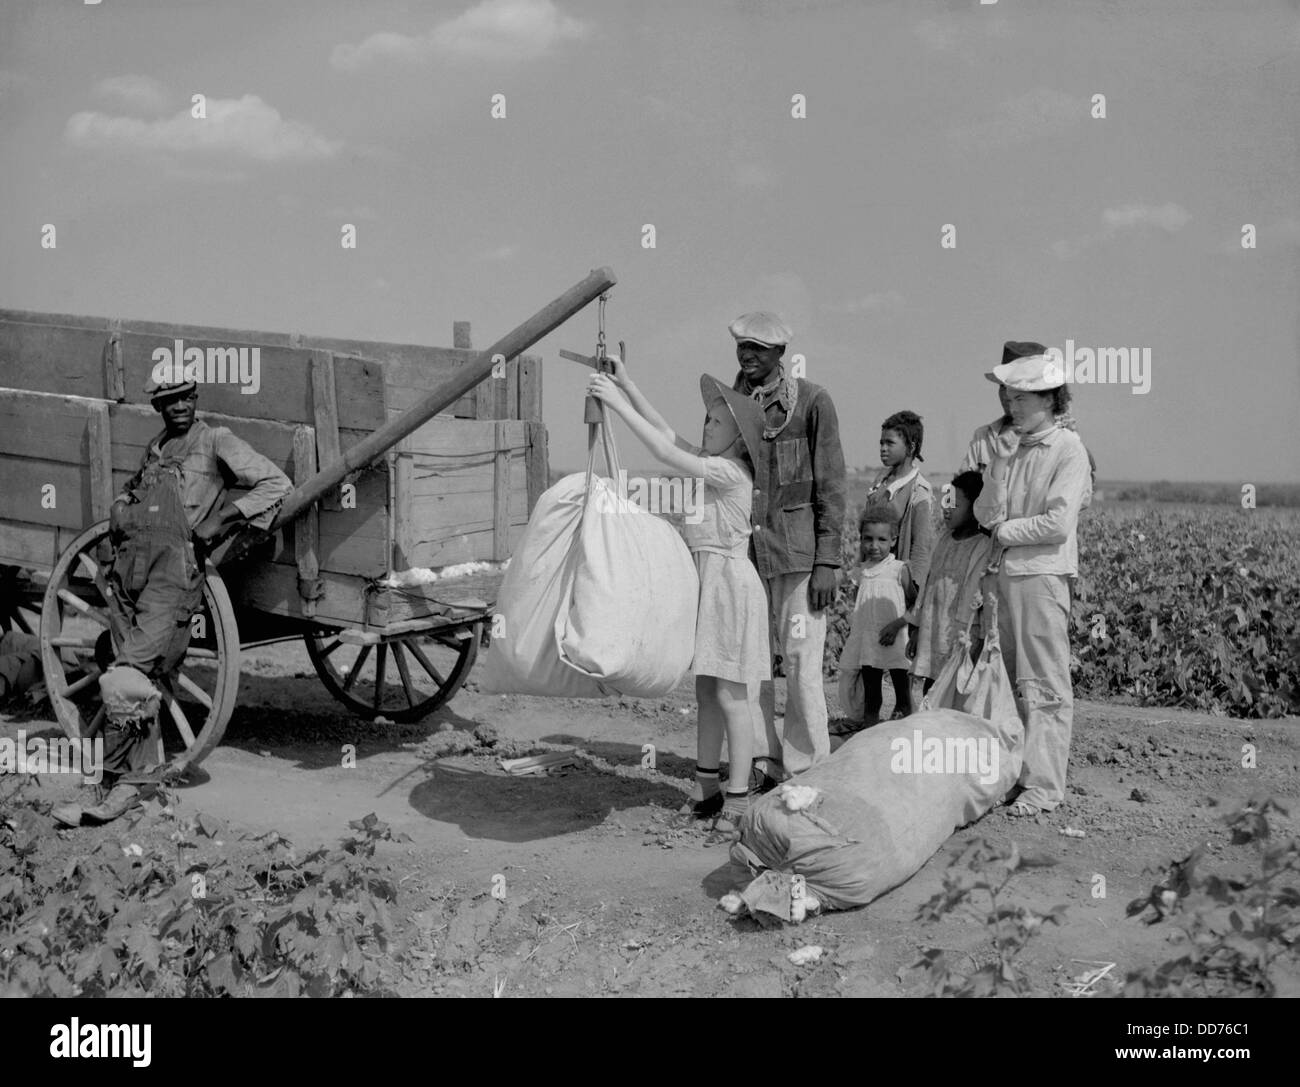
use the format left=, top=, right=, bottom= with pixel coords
left=4, top=637, right=1299, bottom=999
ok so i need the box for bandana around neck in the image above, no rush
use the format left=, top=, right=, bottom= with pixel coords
left=737, top=363, right=799, bottom=439
left=1017, top=421, right=1061, bottom=447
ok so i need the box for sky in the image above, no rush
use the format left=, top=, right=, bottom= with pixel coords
left=1, top=0, right=1297, bottom=483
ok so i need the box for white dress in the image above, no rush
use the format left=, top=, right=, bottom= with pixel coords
left=845, top=556, right=910, bottom=671
left=682, top=456, right=771, bottom=685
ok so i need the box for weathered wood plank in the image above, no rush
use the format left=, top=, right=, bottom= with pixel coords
left=403, top=521, right=528, bottom=570
left=526, top=421, right=549, bottom=513
left=505, top=358, right=519, bottom=421
left=0, top=459, right=96, bottom=528
left=392, top=453, right=414, bottom=571
left=86, top=403, right=113, bottom=521
left=103, top=318, right=124, bottom=401
left=406, top=457, right=527, bottom=498
left=518, top=354, right=541, bottom=421
left=0, top=389, right=106, bottom=462
left=0, top=518, right=63, bottom=571
left=393, top=418, right=528, bottom=457
left=117, top=334, right=388, bottom=431
left=291, top=425, right=321, bottom=617
left=493, top=422, right=510, bottom=562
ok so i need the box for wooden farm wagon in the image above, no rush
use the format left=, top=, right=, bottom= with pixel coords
left=0, top=267, right=617, bottom=770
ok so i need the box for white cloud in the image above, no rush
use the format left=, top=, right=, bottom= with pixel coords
left=331, top=0, right=589, bottom=70
left=65, top=95, right=342, bottom=162
left=93, top=74, right=169, bottom=114
left=821, top=291, right=905, bottom=315
left=480, top=244, right=519, bottom=261
left=1053, top=202, right=1191, bottom=259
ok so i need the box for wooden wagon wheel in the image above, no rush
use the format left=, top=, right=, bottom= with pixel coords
left=39, top=520, right=241, bottom=769
left=304, top=621, right=481, bottom=723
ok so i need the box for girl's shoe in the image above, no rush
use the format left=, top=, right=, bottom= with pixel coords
left=708, top=803, right=748, bottom=839
left=1008, top=800, right=1043, bottom=818
left=677, top=791, right=724, bottom=820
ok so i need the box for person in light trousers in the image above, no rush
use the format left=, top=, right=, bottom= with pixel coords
left=973, top=352, right=1091, bottom=816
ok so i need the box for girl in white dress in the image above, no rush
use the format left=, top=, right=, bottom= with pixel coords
left=587, top=363, right=769, bottom=836
left=846, top=502, right=916, bottom=722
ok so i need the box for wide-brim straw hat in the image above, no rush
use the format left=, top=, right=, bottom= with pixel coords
left=699, top=374, right=766, bottom=473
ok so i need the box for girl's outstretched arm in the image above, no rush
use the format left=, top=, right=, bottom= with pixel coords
left=588, top=374, right=705, bottom=478
left=607, top=357, right=699, bottom=454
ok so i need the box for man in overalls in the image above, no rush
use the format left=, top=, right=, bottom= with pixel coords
left=54, top=376, right=292, bottom=827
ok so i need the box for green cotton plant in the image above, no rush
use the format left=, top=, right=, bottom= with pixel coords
left=911, top=838, right=1067, bottom=997
left=1123, top=796, right=1300, bottom=998
left=0, top=788, right=408, bottom=998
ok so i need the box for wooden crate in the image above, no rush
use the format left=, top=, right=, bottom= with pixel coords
left=0, top=309, right=547, bottom=628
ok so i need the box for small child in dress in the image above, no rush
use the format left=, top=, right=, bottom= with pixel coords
left=846, top=502, right=916, bottom=722
left=901, top=470, right=994, bottom=697
left=587, top=362, right=769, bottom=836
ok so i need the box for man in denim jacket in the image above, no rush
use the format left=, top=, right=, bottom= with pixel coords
left=730, top=312, right=846, bottom=781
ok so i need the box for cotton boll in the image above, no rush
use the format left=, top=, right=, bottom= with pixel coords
left=788, top=945, right=823, bottom=966
left=778, top=784, right=821, bottom=811
left=719, top=893, right=745, bottom=915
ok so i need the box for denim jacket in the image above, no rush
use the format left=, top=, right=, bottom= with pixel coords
left=733, top=372, right=846, bottom=579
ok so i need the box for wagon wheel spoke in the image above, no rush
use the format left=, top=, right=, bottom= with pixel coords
left=371, top=644, right=388, bottom=711
left=57, top=587, right=111, bottom=629
left=183, top=646, right=218, bottom=661
left=86, top=705, right=106, bottom=737
left=49, top=635, right=100, bottom=650
left=405, top=639, right=446, bottom=688
left=163, top=689, right=198, bottom=749
left=316, top=637, right=344, bottom=659
left=60, top=670, right=101, bottom=699
left=175, top=669, right=214, bottom=711
left=391, top=643, right=418, bottom=709
left=75, top=551, right=113, bottom=606
left=342, top=644, right=372, bottom=693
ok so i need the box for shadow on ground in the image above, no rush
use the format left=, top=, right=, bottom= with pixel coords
left=406, top=760, right=684, bottom=842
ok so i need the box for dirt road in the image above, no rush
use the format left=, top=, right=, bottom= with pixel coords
left=5, top=637, right=1298, bottom=998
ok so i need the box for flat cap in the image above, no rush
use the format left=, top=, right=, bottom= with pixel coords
left=729, top=311, right=792, bottom=347
left=143, top=373, right=196, bottom=399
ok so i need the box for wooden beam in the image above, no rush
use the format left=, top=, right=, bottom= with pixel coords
left=392, top=453, right=414, bottom=570
left=309, top=352, right=343, bottom=511
left=103, top=318, right=124, bottom=401
left=291, top=425, right=322, bottom=618
left=526, top=421, right=549, bottom=514
left=86, top=402, right=114, bottom=522
left=492, top=422, right=510, bottom=561
left=518, top=354, right=541, bottom=422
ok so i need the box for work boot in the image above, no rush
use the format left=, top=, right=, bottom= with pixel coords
left=52, top=783, right=140, bottom=827
left=82, top=782, right=141, bottom=824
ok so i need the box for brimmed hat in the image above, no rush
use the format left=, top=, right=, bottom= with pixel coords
left=1000, top=340, right=1047, bottom=365
left=700, top=374, right=766, bottom=472
left=143, top=374, right=196, bottom=401
left=728, top=311, right=792, bottom=348
left=985, top=353, right=1065, bottom=391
